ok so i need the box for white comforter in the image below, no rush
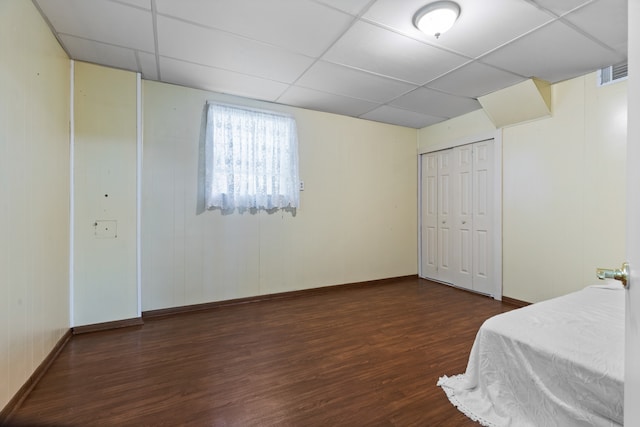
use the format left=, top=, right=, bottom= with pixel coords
left=438, top=282, right=624, bottom=427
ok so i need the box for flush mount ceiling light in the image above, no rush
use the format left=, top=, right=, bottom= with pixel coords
left=413, top=1, right=461, bottom=39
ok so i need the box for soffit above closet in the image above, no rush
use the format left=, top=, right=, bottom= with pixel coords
left=33, top=0, right=627, bottom=129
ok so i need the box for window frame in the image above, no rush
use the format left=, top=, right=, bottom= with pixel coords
left=204, top=102, right=300, bottom=211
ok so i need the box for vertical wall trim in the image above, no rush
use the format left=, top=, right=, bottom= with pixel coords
left=136, top=73, right=142, bottom=316
left=492, top=131, right=503, bottom=301
left=417, top=153, right=423, bottom=278
left=69, top=60, right=75, bottom=327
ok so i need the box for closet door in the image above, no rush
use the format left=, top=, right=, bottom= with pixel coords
left=420, top=152, right=438, bottom=279
left=472, top=141, right=494, bottom=294
left=420, top=150, right=453, bottom=283
left=437, top=150, right=454, bottom=284
left=452, top=145, right=473, bottom=289
left=419, top=138, right=499, bottom=297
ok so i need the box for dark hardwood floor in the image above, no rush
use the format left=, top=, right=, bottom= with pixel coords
left=6, top=278, right=514, bottom=426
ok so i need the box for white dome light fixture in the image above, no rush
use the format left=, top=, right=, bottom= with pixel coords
left=413, top=1, right=461, bottom=39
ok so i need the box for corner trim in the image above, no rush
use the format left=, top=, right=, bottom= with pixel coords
left=143, top=275, right=419, bottom=319
left=69, top=59, right=75, bottom=327
left=0, top=328, right=72, bottom=424
left=72, top=317, right=144, bottom=335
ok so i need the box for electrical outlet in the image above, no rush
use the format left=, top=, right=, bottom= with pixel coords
left=299, top=180, right=305, bottom=191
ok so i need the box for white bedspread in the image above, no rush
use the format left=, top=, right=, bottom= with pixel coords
left=438, top=282, right=624, bottom=427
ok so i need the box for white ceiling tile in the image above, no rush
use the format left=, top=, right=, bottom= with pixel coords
left=160, top=57, right=289, bottom=102
left=361, top=0, right=431, bottom=33
left=157, top=16, right=315, bottom=84
left=482, top=20, right=625, bottom=83
left=111, top=0, right=151, bottom=10
left=313, top=0, right=373, bottom=15
left=323, top=21, right=468, bottom=85
left=390, top=87, right=481, bottom=118
left=137, top=51, right=158, bottom=80
left=156, top=0, right=352, bottom=57
left=296, top=61, right=417, bottom=103
left=277, top=86, right=379, bottom=117
left=360, top=105, right=445, bottom=129
left=562, top=0, right=627, bottom=53
left=530, top=0, right=595, bottom=16
left=59, top=35, right=139, bottom=72
left=363, top=0, right=554, bottom=58
left=34, top=0, right=629, bottom=128
left=427, top=62, right=527, bottom=98
left=36, top=0, right=154, bottom=51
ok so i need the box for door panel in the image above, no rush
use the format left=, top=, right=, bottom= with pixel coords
left=475, top=230, right=488, bottom=279
left=472, top=141, right=494, bottom=294
left=420, top=153, right=438, bottom=279
left=459, top=229, right=472, bottom=275
left=437, top=150, right=453, bottom=283
left=453, top=145, right=473, bottom=289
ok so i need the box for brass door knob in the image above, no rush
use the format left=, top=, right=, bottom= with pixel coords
left=596, top=262, right=629, bottom=287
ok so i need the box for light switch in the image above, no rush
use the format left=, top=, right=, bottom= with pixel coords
left=94, top=220, right=117, bottom=238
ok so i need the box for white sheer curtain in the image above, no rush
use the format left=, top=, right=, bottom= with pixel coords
left=205, top=102, right=299, bottom=211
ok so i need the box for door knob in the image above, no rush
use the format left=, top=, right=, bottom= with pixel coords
left=596, top=262, right=629, bottom=287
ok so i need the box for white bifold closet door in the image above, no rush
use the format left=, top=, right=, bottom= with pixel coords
left=420, top=140, right=495, bottom=295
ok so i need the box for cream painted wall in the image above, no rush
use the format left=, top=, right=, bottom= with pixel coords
left=418, top=73, right=627, bottom=303
left=417, top=110, right=496, bottom=150
left=73, top=62, right=138, bottom=325
left=503, top=74, right=626, bottom=303
left=0, top=0, right=70, bottom=411
left=142, top=81, right=417, bottom=311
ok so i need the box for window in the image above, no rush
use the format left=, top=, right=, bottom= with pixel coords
left=205, top=102, right=299, bottom=211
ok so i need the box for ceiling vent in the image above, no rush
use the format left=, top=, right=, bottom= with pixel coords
left=598, top=62, right=628, bottom=86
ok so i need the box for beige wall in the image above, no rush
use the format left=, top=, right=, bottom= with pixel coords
left=142, top=81, right=418, bottom=311
left=418, top=73, right=627, bottom=303
left=418, top=109, right=496, bottom=149
left=0, top=0, right=70, bottom=411
left=73, top=62, right=138, bottom=326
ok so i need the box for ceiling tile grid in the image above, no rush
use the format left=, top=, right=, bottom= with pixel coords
left=560, top=0, right=628, bottom=55
left=322, top=21, right=471, bottom=85
left=361, top=105, right=446, bottom=129
left=481, top=20, right=625, bottom=83
left=156, top=15, right=317, bottom=84
left=156, top=0, right=356, bottom=57
left=159, top=57, right=291, bottom=102
left=34, top=0, right=627, bottom=128
left=293, top=61, right=418, bottom=103
left=390, top=87, right=482, bottom=119
left=425, top=61, right=527, bottom=99
left=362, top=0, right=556, bottom=59
left=36, top=0, right=155, bottom=51
left=277, top=85, right=381, bottom=118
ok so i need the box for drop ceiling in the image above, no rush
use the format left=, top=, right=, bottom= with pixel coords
left=33, top=0, right=627, bottom=128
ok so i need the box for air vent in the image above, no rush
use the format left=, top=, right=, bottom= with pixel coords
left=598, top=62, right=628, bottom=86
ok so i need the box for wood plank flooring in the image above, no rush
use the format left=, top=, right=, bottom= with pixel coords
left=6, top=278, right=514, bottom=426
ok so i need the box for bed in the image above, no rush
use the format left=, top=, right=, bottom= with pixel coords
left=438, top=281, right=624, bottom=427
